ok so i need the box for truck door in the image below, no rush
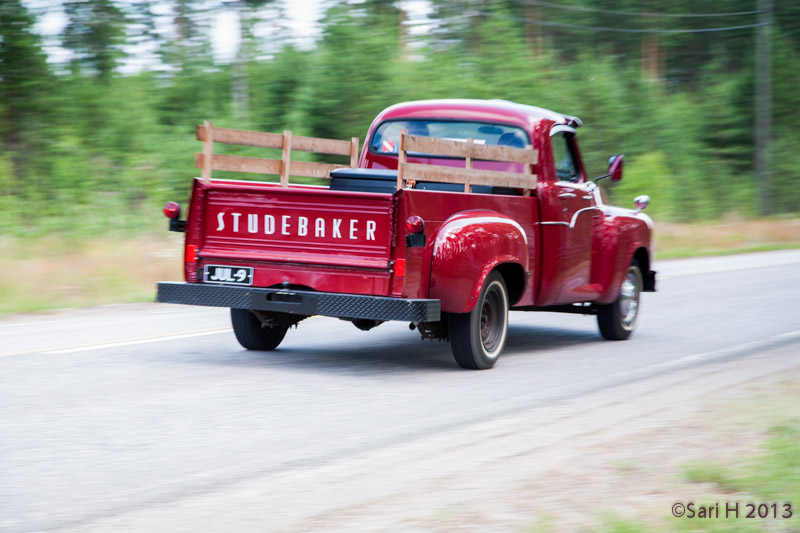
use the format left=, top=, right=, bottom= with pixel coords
left=538, top=128, right=599, bottom=304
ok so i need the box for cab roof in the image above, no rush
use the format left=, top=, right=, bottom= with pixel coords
left=372, top=99, right=581, bottom=132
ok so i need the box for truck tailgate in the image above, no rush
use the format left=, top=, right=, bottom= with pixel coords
left=199, top=183, right=395, bottom=271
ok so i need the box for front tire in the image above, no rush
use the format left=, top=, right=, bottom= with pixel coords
left=230, top=309, right=288, bottom=350
left=597, top=261, right=642, bottom=340
left=449, top=272, right=509, bottom=370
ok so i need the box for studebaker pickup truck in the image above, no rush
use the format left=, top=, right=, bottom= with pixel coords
left=157, top=99, right=656, bottom=369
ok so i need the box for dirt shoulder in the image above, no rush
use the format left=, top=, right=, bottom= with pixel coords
left=67, top=343, right=800, bottom=533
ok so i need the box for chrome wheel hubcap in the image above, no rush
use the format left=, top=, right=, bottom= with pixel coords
left=619, top=268, right=640, bottom=328
left=480, top=284, right=505, bottom=355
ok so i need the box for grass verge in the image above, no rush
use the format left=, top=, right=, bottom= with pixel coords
left=654, top=218, right=800, bottom=259
left=0, top=232, right=183, bottom=315
left=600, top=375, right=800, bottom=533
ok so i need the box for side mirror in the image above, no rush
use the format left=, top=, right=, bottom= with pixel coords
left=634, top=195, right=650, bottom=212
left=608, top=154, right=623, bottom=182
left=595, top=155, right=624, bottom=183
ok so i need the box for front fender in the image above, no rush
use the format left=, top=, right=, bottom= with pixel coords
left=594, top=209, right=653, bottom=303
left=430, top=210, right=528, bottom=313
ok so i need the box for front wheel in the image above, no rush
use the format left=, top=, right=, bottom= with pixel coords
left=597, top=261, right=642, bottom=340
left=230, top=309, right=288, bottom=350
left=449, top=272, right=509, bottom=370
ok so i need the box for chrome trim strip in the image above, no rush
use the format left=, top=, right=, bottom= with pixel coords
left=549, top=125, right=577, bottom=136
left=569, top=207, right=600, bottom=228
left=540, top=207, right=600, bottom=229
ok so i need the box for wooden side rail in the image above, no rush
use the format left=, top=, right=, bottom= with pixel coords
left=397, top=132, right=538, bottom=194
left=195, top=121, right=360, bottom=186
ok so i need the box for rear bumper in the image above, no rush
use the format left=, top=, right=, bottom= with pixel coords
left=156, top=282, right=441, bottom=322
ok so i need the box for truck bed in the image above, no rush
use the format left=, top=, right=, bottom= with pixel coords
left=186, top=179, right=397, bottom=296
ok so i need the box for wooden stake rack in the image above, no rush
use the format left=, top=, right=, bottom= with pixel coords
left=195, top=121, right=360, bottom=186
left=397, top=132, right=538, bottom=195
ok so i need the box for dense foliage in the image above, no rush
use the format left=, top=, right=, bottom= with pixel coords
left=1, top=0, right=798, bottom=236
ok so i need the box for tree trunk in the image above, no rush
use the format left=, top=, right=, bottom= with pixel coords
left=232, top=1, right=250, bottom=123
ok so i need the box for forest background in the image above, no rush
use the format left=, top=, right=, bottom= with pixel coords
left=2, top=0, right=799, bottom=233
left=1, top=0, right=799, bottom=312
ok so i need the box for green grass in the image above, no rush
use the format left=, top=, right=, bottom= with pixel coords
left=739, top=420, right=800, bottom=502
left=0, top=233, right=182, bottom=316
left=602, top=518, right=648, bottom=533
left=680, top=419, right=800, bottom=503
left=599, top=416, right=800, bottom=532
left=656, top=242, right=800, bottom=260
left=653, top=217, right=800, bottom=259
left=681, top=462, right=740, bottom=493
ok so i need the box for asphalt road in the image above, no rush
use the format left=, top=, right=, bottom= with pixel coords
left=1, top=250, right=799, bottom=532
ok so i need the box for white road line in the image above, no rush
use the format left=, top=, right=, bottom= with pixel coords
left=0, top=328, right=232, bottom=357
left=43, top=329, right=232, bottom=355
left=613, top=329, right=800, bottom=379
left=0, top=309, right=224, bottom=330
left=658, top=262, right=800, bottom=280
left=656, top=250, right=800, bottom=280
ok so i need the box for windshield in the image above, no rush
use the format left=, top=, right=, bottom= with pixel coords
left=369, top=120, right=529, bottom=154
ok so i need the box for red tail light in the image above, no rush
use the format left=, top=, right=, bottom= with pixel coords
left=163, top=201, right=181, bottom=219
left=406, top=215, right=424, bottom=234
left=185, top=245, right=197, bottom=263
left=394, top=258, right=406, bottom=277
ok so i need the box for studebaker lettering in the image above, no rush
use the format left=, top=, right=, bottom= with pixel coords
left=215, top=211, right=378, bottom=240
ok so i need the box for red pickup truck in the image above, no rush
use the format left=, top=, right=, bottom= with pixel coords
left=157, top=99, right=656, bottom=369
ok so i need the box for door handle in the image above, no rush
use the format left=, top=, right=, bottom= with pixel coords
left=582, top=195, right=593, bottom=200
left=558, top=192, right=576, bottom=199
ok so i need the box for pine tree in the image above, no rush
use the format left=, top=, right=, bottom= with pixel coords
left=0, top=0, right=52, bottom=196
left=62, top=0, right=128, bottom=81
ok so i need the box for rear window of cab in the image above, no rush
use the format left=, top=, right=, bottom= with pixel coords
left=369, top=120, right=530, bottom=155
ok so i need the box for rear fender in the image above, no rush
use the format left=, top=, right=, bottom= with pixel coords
left=430, top=210, right=528, bottom=313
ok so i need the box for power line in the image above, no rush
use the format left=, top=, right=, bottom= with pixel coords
left=481, top=12, right=769, bottom=34
left=519, top=0, right=763, bottom=19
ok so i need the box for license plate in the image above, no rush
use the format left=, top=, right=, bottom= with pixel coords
left=203, top=265, right=253, bottom=286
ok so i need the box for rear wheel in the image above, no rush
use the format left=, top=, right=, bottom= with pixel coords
left=597, top=261, right=642, bottom=340
left=230, top=309, right=288, bottom=350
left=449, top=272, right=509, bottom=370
